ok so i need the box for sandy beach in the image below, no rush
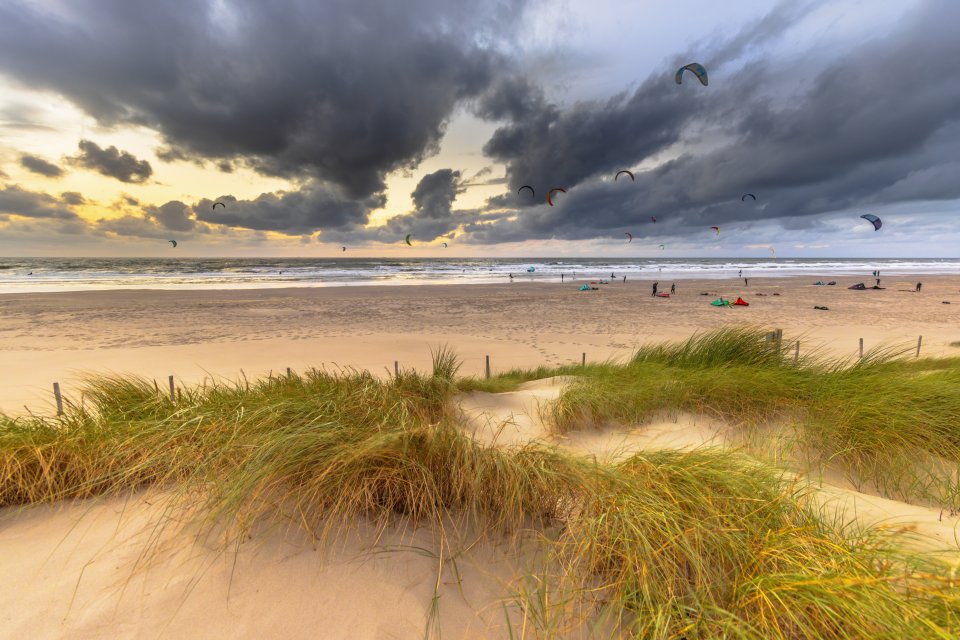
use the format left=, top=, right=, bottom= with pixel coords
left=2, top=274, right=957, bottom=414
left=3, top=275, right=960, bottom=638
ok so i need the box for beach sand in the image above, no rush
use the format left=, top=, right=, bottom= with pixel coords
left=2, top=274, right=958, bottom=415
left=2, top=275, right=960, bottom=638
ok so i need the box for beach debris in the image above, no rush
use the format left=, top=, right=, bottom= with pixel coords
left=943, top=301, right=951, bottom=304
left=212, top=201, right=225, bottom=209
left=405, top=233, right=413, bottom=246
left=848, top=283, right=867, bottom=290
left=710, top=226, right=720, bottom=236
left=814, top=306, right=829, bottom=310
left=518, top=185, right=535, bottom=198
left=168, top=239, right=177, bottom=248
left=615, top=170, right=635, bottom=181
left=624, top=232, right=633, bottom=243
left=675, top=62, right=708, bottom=86
left=547, top=187, right=566, bottom=206
left=741, top=193, right=757, bottom=201
left=860, top=214, right=882, bottom=231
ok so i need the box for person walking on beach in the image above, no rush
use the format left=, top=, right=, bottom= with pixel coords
left=744, top=277, right=749, bottom=286
left=623, top=275, right=626, bottom=284
left=670, top=283, right=676, bottom=294
left=509, top=273, right=513, bottom=282
left=561, top=273, right=564, bottom=282
left=652, top=281, right=658, bottom=296
left=876, top=278, right=881, bottom=287
left=916, top=282, right=922, bottom=292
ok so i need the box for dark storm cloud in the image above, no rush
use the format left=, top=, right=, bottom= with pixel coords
left=384, top=169, right=466, bottom=240
left=467, top=0, right=960, bottom=242
left=0, top=184, right=81, bottom=220
left=195, top=182, right=383, bottom=235
left=146, top=200, right=195, bottom=232
left=70, top=140, right=153, bottom=183
left=19, top=154, right=64, bottom=178
left=0, top=0, right=526, bottom=204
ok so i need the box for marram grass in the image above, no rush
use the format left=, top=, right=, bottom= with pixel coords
left=2, top=330, right=960, bottom=638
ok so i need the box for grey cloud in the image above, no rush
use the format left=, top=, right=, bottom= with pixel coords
left=0, top=184, right=81, bottom=220
left=96, top=215, right=174, bottom=240
left=195, top=182, right=382, bottom=235
left=384, top=169, right=466, bottom=240
left=71, top=140, right=153, bottom=183
left=0, top=0, right=526, bottom=204
left=60, top=191, right=86, bottom=206
left=19, top=154, right=64, bottom=177
left=146, top=200, right=195, bottom=232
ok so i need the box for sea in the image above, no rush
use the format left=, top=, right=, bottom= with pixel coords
left=0, top=258, right=957, bottom=294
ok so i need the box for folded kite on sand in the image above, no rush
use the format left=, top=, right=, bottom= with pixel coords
left=711, top=297, right=731, bottom=307
left=849, top=283, right=867, bottom=290
left=733, top=297, right=749, bottom=306
left=814, top=306, right=829, bottom=310
left=656, top=293, right=670, bottom=298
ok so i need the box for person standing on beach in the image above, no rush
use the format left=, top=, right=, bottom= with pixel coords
left=916, top=282, right=922, bottom=292
left=652, top=281, right=658, bottom=296
left=561, top=273, right=564, bottom=282
left=623, top=275, right=627, bottom=284
left=670, top=283, right=676, bottom=294
left=876, top=278, right=881, bottom=287
left=744, top=277, right=749, bottom=286
left=738, top=269, right=742, bottom=278
left=509, top=273, right=513, bottom=282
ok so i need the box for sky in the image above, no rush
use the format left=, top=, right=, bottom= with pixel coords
left=0, top=0, right=957, bottom=258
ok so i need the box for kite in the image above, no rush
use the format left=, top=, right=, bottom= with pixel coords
left=741, top=193, right=757, bottom=201
left=769, top=246, right=776, bottom=259
left=675, top=62, right=708, bottom=86
left=651, top=216, right=657, bottom=223
left=168, top=240, right=177, bottom=248
left=527, top=267, right=536, bottom=273
left=518, top=185, right=535, bottom=197
left=441, top=242, right=448, bottom=248
left=212, top=202, right=225, bottom=209
left=659, top=244, right=665, bottom=250
left=342, top=246, right=346, bottom=252
left=547, top=187, right=566, bottom=206
left=860, top=214, right=882, bottom=231
left=405, top=234, right=413, bottom=246
left=615, top=170, right=635, bottom=182
left=710, top=226, right=720, bottom=235
left=624, top=232, right=633, bottom=243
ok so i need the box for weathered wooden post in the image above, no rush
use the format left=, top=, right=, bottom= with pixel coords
left=916, top=335, right=923, bottom=358
left=394, top=360, right=399, bottom=376
left=485, top=355, right=491, bottom=379
left=582, top=352, right=586, bottom=367
left=53, top=382, right=63, bottom=416
left=168, top=375, right=175, bottom=402
left=794, top=341, right=800, bottom=363
left=859, top=338, right=864, bottom=359
left=287, top=367, right=292, bottom=378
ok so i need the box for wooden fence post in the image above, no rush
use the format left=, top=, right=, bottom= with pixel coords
left=394, top=360, right=399, bottom=376
left=287, top=367, right=292, bottom=378
left=916, top=335, right=923, bottom=358
left=485, top=355, right=491, bottom=379
left=582, top=352, right=586, bottom=367
left=168, top=375, right=175, bottom=401
left=794, top=341, right=800, bottom=363
left=53, top=382, right=63, bottom=416
left=859, top=338, right=864, bottom=359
